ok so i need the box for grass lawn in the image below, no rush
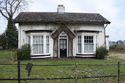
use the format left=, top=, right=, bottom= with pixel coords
left=0, top=50, right=17, bottom=64
left=0, top=50, right=125, bottom=83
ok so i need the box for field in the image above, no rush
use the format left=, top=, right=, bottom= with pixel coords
left=0, top=50, right=125, bottom=83
left=0, top=50, right=17, bottom=64
left=0, top=50, right=125, bottom=64
left=108, top=51, right=125, bottom=60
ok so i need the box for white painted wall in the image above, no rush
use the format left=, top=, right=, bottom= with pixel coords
left=18, top=23, right=105, bottom=57
left=106, top=36, right=109, bottom=50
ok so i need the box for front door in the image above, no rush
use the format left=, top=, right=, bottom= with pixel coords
left=60, top=39, right=67, bottom=58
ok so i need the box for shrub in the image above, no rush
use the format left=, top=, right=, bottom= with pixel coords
left=96, top=47, right=108, bottom=59
left=0, top=34, right=7, bottom=49
left=17, top=44, right=31, bottom=60
left=110, top=45, right=125, bottom=51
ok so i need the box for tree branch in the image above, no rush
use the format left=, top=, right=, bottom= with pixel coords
left=11, top=0, right=17, bottom=6
left=5, top=0, right=11, bottom=17
left=12, top=0, right=22, bottom=15
left=0, top=0, right=26, bottom=19
left=0, top=10, right=8, bottom=19
left=8, top=0, right=16, bottom=16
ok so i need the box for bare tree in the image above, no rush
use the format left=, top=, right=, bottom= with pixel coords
left=0, top=0, right=26, bottom=19
left=0, top=0, right=27, bottom=49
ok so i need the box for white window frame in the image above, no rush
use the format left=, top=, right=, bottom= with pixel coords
left=26, top=34, right=30, bottom=44
left=46, top=35, right=49, bottom=53
left=77, top=35, right=82, bottom=54
left=77, top=33, right=96, bottom=54
left=30, top=33, right=50, bottom=55
left=84, top=35, right=94, bottom=53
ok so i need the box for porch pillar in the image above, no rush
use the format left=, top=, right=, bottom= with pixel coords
left=53, top=38, right=58, bottom=58
left=68, top=37, right=73, bottom=57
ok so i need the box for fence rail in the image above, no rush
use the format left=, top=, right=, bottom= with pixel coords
left=1, top=75, right=125, bottom=80
left=0, top=62, right=125, bottom=83
left=1, top=63, right=125, bottom=66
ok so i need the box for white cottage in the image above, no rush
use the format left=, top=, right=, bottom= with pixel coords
left=14, top=5, right=111, bottom=58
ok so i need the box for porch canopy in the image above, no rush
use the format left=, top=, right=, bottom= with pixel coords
left=51, top=24, right=75, bottom=58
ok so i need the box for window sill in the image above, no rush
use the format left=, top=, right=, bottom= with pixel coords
left=76, top=53, right=95, bottom=55
left=76, top=53, right=95, bottom=57
left=31, top=54, right=50, bottom=57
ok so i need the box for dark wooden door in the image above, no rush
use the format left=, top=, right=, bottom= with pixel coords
left=60, top=39, right=67, bottom=58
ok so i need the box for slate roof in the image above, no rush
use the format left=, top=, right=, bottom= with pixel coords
left=14, top=12, right=110, bottom=24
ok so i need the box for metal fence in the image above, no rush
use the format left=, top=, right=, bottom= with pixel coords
left=0, top=61, right=125, bottom=83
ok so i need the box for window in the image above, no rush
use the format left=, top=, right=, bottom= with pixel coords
left=32, top=35, right=50, bottom=55
left=84, top=36, right=94, bottom=53
left=59, top=31, right=67, bottom=50
left=77, top=35, right=94, bottom=54
left=60, top=39, right=67, bottom=49
left=78, top=35, right=82, bottom=53
left=33, top=35, right=44, bottom=54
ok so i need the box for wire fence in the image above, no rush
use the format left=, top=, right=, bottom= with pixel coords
left=0, top=62, right=125, bottom=83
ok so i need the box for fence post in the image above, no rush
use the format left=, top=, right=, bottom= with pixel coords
left=74, top=78, right=78, bottom=83
left=74, top=64, right=78, bottom=83
left=17, top=58, right=21, bottom=83
left=117, top=62, right=120, bottom=83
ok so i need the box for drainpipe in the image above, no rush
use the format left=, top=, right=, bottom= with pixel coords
left=104, top=24, right=108, bottom=48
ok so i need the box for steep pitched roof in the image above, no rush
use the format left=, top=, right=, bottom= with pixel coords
left=14, top=12, right=110, bottom=24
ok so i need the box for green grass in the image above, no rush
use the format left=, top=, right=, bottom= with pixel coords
left=0, top=50, right=125, bottom=83
left=0, top=50, right=17, bottom=64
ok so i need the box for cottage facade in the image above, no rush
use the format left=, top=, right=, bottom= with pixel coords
left=14, top=5, right=110, bottom=58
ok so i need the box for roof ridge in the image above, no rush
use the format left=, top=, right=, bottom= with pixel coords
left=20, top=12, right=99, bottom=14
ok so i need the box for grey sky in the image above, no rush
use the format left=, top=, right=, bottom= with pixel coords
left=0, top=0, right=125, bottom=41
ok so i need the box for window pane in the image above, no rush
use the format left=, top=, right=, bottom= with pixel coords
left=84, top=36, right=94, bottom=53
left=27, top=36, right=30, bottom=44
left=78, top=36, right=82, bottom=53
left=60, top=39, right=67, bottom=49
left=84, top=44, right=94, bottom=53
left=33, top=35, right=44, bottom=54
left=46, top=36, right=49, bottom=53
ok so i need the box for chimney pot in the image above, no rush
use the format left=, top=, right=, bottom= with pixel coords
left=57, top=4, right=65, bottom=14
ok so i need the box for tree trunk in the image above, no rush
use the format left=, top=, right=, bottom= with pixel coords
left=5, top=16, right=18, bottom=49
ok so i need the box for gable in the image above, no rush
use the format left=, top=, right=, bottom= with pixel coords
left=51, top=24, right=75, bottom=39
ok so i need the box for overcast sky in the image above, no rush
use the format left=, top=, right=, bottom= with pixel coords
left=0, top=0, right=125, bottom=41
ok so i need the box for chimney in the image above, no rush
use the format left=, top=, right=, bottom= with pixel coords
left=57, top=4, right=65, bottom=14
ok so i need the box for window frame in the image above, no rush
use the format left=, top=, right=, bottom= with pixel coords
left=30, top=33, right=50, bottom=55
left=77, top=35, right=82, bottom=54
left=46, top=35, right=49, bottom=53
left=84, top=35, right=94, bottom=53
left=77, top=33, right=96, bottom=54
left=32, top=35, right=44, bottom=54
